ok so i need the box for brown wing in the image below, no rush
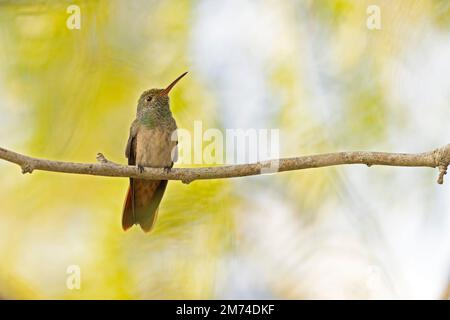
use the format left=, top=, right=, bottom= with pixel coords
left=122, top=124, right=137, bottom=230
left=125, top=123, right=137, bottom=165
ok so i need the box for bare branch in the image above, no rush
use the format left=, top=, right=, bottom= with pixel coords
left=0, top=144, right=449, bottom=184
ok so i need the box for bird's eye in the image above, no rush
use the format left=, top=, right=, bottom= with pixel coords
left=146, top=96, right=152, bottom=102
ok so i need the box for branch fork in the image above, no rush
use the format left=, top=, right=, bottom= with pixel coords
left=434, top=144, right=450, bottom=184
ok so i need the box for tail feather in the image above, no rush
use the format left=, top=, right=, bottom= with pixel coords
left=122, top=184, right=135, bottom=231
left=122, top=179, right=168, bottom=232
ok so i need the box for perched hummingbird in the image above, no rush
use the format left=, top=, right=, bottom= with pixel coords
left=122, top=72, right=187, bottom=232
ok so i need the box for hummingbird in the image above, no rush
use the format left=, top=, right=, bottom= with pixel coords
left=122, top=72, right=187, bottom=232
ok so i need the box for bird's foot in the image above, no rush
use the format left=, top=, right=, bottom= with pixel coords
left=163, top=166, right=172, bottom=173
left=137, top=165, right=145, bottom=173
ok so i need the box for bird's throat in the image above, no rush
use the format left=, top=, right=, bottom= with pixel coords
left=139, top=108, right=172, bottom=129
left=140, top=112, right=156, bottom=129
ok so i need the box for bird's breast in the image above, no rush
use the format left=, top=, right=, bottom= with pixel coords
left=136, top=126, right=177, bottom=167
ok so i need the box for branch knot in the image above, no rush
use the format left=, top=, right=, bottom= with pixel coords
left=21, top=163, right=34, bottom=174
left=96, top=153, right=119, bottom=166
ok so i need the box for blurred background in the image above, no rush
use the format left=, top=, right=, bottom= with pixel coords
left=0, top=0, right=449, bottom=299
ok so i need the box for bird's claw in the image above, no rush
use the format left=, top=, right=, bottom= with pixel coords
left=137, top=165, right=145, bottom=173
left=163, top=166, right=172, bottom=173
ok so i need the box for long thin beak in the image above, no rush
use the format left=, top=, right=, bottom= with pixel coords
left=159, top=71, right=188, bottom=96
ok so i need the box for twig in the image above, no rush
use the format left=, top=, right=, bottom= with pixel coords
left=0, top=144, right=449, bottom=184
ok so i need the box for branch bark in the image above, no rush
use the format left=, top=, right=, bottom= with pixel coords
left=0, top=144, right=449, bottom=184
left=443, top=279, right=450, bottom=300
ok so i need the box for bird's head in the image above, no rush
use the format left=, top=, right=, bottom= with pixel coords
left=137, top=72, right=187, bottom=116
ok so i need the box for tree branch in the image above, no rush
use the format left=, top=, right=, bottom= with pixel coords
left=0, top=144, right=449, bottom=184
